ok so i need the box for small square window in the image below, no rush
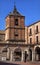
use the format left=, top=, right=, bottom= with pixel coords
left=15, top=34, right=18, bottom=36
left=14, top=29, right=18, bottom=36
left=14, top=34, right=18, bottom=40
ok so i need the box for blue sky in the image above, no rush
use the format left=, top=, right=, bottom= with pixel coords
left=0, top=0, right=40, bottom=30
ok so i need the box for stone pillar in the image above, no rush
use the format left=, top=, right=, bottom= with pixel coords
left=10, top=51, right=12, bottom=61
left=21, top=51, right=24, bottom=61
left=32, top=50, right=34, bottom=61
left=7, top=48, right=10, bottom=60
left=32, top=49, right=35, bottom=61
left=10, top=51, right=15, bottom=61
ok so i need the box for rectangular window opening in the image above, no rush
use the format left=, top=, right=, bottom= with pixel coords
left=15, top=19, right=18, bottom=26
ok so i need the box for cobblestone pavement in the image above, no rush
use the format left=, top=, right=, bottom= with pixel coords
left=12, top=61, right=40, bottom=65
left=0, top=61, right=40, bottom=65
left=0, top=61, right=19, bottom=65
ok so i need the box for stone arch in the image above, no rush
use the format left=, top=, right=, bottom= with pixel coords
left=35, top=46, right=40, bottom=54
left=13, top=47, right=22, bottom=61
left=34, top=45, right=40, bottom=50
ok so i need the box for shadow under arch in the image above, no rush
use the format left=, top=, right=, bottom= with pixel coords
left=35, top=46, right=40, bottom=61
left=29, top=49, right=32, bottom=61
left=14, top=47, right=22, bottom=61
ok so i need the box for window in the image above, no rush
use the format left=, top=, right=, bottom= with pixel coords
left=15, top=19, right=18, bottom=26
left=14, top=34, right=18, bottom=40
left=14, top=29, right=18, bottom=36
left=15, top=34, right=18, bottom=36
left=29, top=28, right=32, bottom=36
left=30, top=38, right=32, bottom=44
left=36, top=36, right=38, bottom=44
left=0, top=35, right=5, bottom=41
left=14, top=29, right=18, bottom=40
left=0, top=35, right=3, bottom=41
left=36, top=25, right=38, bottom=33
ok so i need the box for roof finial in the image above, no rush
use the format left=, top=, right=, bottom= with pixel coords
left=14, top=0, right=16, bottom=7
left=13, top=0, right=17, bottom=12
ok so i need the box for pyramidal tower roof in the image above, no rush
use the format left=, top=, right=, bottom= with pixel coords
left=9, top=5, right=23, bottom=16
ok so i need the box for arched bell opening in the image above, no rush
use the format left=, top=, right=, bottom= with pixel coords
left=35, top=46, right=40, bottom=61
left=14, top=48, right=22, bottom=61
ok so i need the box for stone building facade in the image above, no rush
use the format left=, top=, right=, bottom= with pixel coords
left=0, top=5, right=40, bottom=62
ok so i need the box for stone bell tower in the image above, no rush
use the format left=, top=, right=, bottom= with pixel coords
left=5, top=5, right=25, bottom=44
